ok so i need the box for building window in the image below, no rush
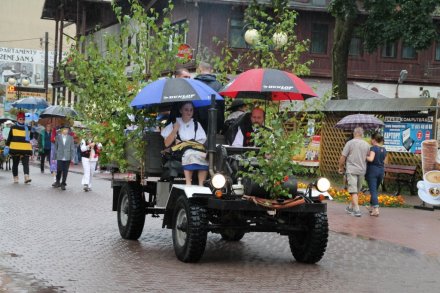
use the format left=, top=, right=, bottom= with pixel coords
left=169, top=20, right=187, bottom=50
left=229, top=19, right=247, bottom=48
left=311, top=23, right=328, bottom=54
left=381, top=42, right=397, bottom=58
left=435, top=42, right=440, bottom=61
left=349, top=36, right=363, bottom=57
left=402, top=43, right=416, bottom=59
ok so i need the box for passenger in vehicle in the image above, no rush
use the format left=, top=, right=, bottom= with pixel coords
left=231, top=107, right=266, bottom=147
left=226, top=99, right=247, bottom=121
left=161, top=102, right=208, bottom=186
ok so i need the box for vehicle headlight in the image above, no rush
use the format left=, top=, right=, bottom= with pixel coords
left=211, top=173, right=226, bottom=189
left=316, top=177, right=331, bottom=192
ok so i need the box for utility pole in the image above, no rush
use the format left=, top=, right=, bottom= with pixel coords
left=44, top=32, right=49, bottom=100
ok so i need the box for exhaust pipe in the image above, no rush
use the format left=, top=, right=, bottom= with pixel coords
left=207, top=94, right=217, bottom=176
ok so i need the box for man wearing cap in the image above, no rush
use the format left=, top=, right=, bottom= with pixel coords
left=53, top=125, right=76, bottom=190
left=222, top=99, right=247, bottom=134
left=5, top=112, right=33, bottom=184
left=226, top=99, right=247, bottom=121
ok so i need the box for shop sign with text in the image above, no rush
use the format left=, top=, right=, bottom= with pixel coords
left=383, top=116, right=433, bottom=153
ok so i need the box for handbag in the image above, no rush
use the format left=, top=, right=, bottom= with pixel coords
left=3, top=146, right=9, bottom=157
left=161, top=147, right=184, bottom=162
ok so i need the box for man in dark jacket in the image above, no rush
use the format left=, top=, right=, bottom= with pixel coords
left=194, top=62, right=224, bottom=133
left=230, top=108, right=266, bottom=147
left=5, top=112, right=33, bottom=183
left=38, top=123, right=52, bottom=173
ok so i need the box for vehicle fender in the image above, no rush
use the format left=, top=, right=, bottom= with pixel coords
left=112, top=185, right=122, bottom=211
left=162, top=184, right=212, bottom=229
left=112, top=181, right=144, bottom=211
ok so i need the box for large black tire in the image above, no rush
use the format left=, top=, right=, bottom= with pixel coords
left=220, top=229, right=245, bottom=241
left=288, top=212, right=328, bottom=264
left=117, top=183, right=145, bottom=240
left=172, top=196, right=208, bottom=263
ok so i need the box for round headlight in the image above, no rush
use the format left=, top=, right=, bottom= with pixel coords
left=316, top=177, right=331, bottom=192
left=211, top=173, right=226, bottom=189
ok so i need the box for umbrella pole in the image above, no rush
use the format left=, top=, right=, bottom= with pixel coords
left=264, top=99, right=268, bottom=127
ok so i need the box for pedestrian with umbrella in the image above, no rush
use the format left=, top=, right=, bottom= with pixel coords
left=39, top=105, right=78, bottom=184
left=5, top=112, right=33, bottom=184
left=366, top=132, right=387, bottom=217
left=38, top=123, right=53, bottom=173
left=52, top=125, right=76, bottom=191
left=338, top=127, right=370, bottom=217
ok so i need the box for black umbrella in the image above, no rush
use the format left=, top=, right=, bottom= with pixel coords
left=39, top=105, right=78, bottom=118
left=335, top=114, right=384, bottom=131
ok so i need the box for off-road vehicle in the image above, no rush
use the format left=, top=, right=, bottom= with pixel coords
left=111, top=99, right=329, bottom=263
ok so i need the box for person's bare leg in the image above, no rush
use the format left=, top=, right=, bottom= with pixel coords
left=198, top=170, right=208, bottom=186
left=184, top=170, right=193, bottom=185
left=352, top=193, right=359, bottom=210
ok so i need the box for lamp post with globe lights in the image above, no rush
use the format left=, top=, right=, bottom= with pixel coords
left=244, top=28, right=288, bottom=67
left=8, top=77, right=30, bottom=100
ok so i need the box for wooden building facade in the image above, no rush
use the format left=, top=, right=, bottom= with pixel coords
left=41, top=0, right=440, bottom=103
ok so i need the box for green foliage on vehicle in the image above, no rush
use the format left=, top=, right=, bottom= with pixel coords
left=205, top=0, right=325, bottom=198
left=60, top=0, right=187, bottom=170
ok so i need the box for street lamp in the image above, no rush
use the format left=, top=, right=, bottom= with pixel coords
left=244, top=28, right=260, bottom=46
left=8, top=77, right=16, bottom=86
left=273, top=31, right=288, bottom=48
left=21, top=78, right=30, bottom=87
left=394, top=69, right=408, bottom=98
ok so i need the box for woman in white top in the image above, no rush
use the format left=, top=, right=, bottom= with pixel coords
left=80, top=136, right=102, bottom=191
left=161, top=102, right=208, bottom=185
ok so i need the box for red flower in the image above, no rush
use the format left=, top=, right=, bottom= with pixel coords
left=283, top=175, right=289, bottom=182
left=245, top=132, right=252, bottom=137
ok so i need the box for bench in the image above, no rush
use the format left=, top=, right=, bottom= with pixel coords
left=381, top=164, right=417, bottom=196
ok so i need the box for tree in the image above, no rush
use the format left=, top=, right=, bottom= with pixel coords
left=206, top=0, right=326, bottom=198
left=329, top=0, right=439, bottom=99
left=203, top=0, right=312, bottom=84
left=61, top=0, right=187, bottom=169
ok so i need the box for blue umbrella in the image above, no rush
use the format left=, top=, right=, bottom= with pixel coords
left=11, top=97, right=49, bottom=110
left=130, top=78, right=223, bottom=109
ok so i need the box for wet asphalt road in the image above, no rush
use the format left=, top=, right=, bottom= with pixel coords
left=1, top=165, right=440, bottom=292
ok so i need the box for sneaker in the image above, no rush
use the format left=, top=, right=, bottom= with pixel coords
left=83, top=184, right=89, bottom=192
left=52, top=182, right=60, bottom=188
left=352, top=209, right=362, bottom=217
left=61, top=184, right=66, bottom=191
left=345, top=206, right=354, bottom=214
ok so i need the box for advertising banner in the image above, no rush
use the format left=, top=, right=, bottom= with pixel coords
left=292, top=135, right=320, bottom=167
left=383, top=116, right=433, bottom=154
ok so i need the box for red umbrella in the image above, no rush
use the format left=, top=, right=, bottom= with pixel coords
left=219, top=68, right=317, bottom=101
